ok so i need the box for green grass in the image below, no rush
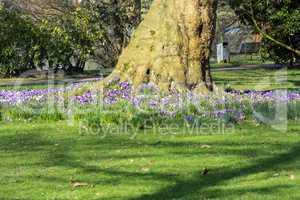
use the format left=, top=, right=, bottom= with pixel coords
left=0, top=121, right=300, bottom=200
left=1, top=66, right=300, bottom=199
left=0, top=83, right=66, bottom=90
left=0, top=70, right=105, bottom=83
left=0, top=69, right=105, bottom=90
left=2, top=67, right=298, bottom=92
left=210, top=54, right=273, bottom=68
left=212, top=68, right=300, bottom=91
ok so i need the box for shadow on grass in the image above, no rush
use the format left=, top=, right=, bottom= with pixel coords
left=0, top=128, right=300, bottom=199
left=128, top=141, right=300, bottom=200
left=199, top=185, right=292, bottom=199
left=288, top=80, right=300, bottom=86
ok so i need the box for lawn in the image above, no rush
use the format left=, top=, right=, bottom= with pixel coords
left=0, top=69, right=105, bottom=91
left=1, top=67, right=300, bottom=200
left=2, top=68, right=299, bottom=92
left=212, top=68, right=300, bottom=91
left=1, top=121, right=300, bottom=200
left=210, top=54, right=273, bottom=68
left=0, top=83, right=65, bottom=90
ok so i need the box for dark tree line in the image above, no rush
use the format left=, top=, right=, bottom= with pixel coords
left=0, top=0, right=298, bottom=78
left=0, top=0, right=142, bottom=76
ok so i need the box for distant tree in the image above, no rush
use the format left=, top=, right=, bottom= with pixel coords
left=229, top=0, right=300, bottom=65
left=216, top=0, right=238, bottom=43
left=0, top=0, right=70, bottom=19
left=92, top=0, right=142, bottom=68
left=0, top=1, right=105, bottom=74
left=0, top=5, right=36, bottom=76
left=0, top=0, right=142, bottom=75
left=36, top=4, right=105, bottom=73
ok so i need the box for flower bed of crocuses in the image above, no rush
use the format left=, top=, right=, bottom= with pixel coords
left=1, top=81, right=300, bottom=130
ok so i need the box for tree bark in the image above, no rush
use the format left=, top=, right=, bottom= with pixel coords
left=107, top=0, right=218, bottom=92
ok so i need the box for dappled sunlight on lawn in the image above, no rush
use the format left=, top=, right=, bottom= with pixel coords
left=0, top=122, right=300, bottom=199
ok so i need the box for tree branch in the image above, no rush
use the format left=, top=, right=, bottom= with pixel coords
left=249, top=2, right=300, bottom=57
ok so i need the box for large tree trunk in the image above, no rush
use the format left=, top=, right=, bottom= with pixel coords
left=107, top=0, right=218, bottom=92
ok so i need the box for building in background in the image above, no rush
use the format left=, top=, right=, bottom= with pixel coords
left=224, top=25, right=262, bottom=54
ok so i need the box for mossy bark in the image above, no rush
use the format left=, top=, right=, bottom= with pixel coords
left=106, top=0, right=218, bottom=92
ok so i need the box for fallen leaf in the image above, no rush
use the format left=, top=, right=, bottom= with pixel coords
left=201, top=144, right=211, bottom=149
left=142, top=167, right=150, bottom=172
left=289, top=174, right=295, bottom=180
left=72, top=182, right=89, bottom=188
